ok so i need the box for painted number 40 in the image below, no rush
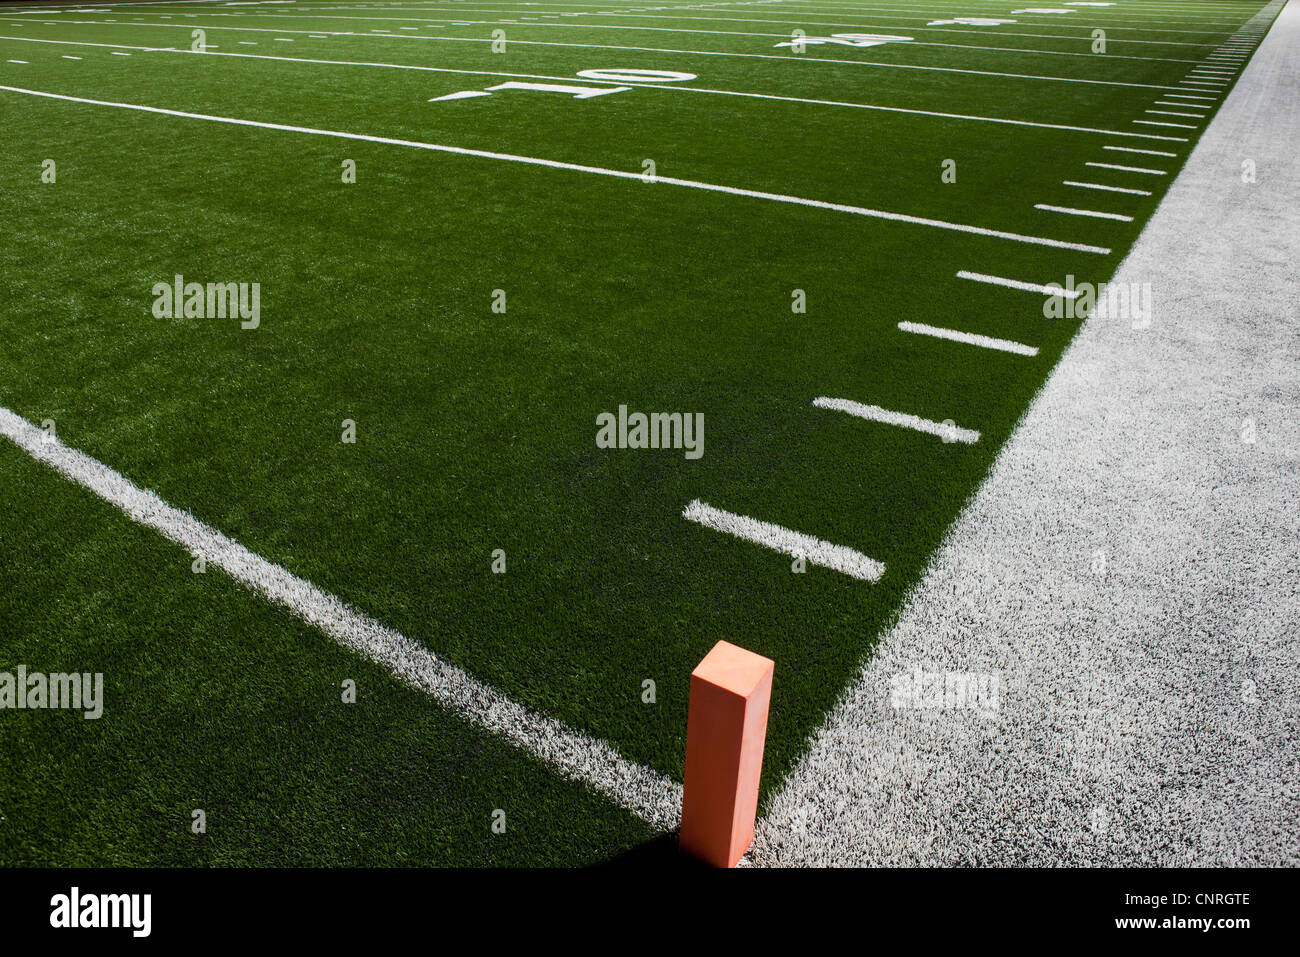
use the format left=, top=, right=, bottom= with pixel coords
left=429, top=68, right=696, bottom=102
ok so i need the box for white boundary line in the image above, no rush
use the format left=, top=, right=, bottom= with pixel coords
left=132, top=9, right=1216, bottom=62
left=1063, top=180, right=1152, bottom=195
left=1086, top=161, right=1167, bottom=174
left=812, top=396, right=980, bottom=444
left=682, top=499, right=886, bottom=582
left=957, top=270, right=1081, bottom=297
left=896, top=320, right=1039, bottom=357
left=1034, top=203, right=1133, bottom=221
left=0, top=15, right=1223, bottom=91
left=0, top=35, right=1191, bottom=143
left=52, top=45, right=1187, bottom=143
left=0, top=84, right=1113, bottom=254
left=0, top=405, right=683, bottom=830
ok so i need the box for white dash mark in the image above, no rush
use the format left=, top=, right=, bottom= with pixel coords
left=1086, top=162, right=1167, bottom=175
left=957, top=270, right=1081, bottom=297
left=812, top=397, right=981, bottom=444
left=682, top=499, right=885, bottom=582
left=1034, top=203, right=1133, bottom=222
left=897, top=321, right=1038, bottom=357
left=1063, top=180, right=1152, bottom=196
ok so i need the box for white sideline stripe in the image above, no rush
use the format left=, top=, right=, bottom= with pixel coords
left=0, top=405, right=682, bottom=830
left=1087, top=161, right=1167, bottom=174
left=61, top=54, right=81, bottom=59
left=6, top=59, right=26, bottom=63
left=1134, top=120, right=1197, bottom=128
left=146, top=4, right=1261, bottom=38
left=0, top=85, right=1112, bottom=255
left=957, top=270, right=1080, bottom=297
left=1064, top=180, right=1152, bottom=195
left=1153, top=102, right=1206, bottom=110
left=1162, top=93, right=1216, bottom=100
left=896, top=321, right=1038, bottom=357
left=134, top=47, right=1190, bottom=143
left=1146, top=108, right=1204, bottom=116
left=812, top=396, right=980, bottom=444
left=1035, top=203, right=1133, bottom=222
left=173, top=10, right=1217, bottom=64
left=0, top=15, right=1223, bottom=92
left=682, top=499, right=885, bottom=583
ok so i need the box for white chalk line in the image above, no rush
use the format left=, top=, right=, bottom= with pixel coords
left=0, top=84, right=1112, bottom=255
left=85, top=45, right=1187, bottom=142
left=812, top=396, right=980, bottom=444
left=0, top=15, right=1225, bottom=92
left=1035, top=203, right=1133, bottom=222
left=212, top=4, right=1264, bottom=39
left=0, top=405, right=682, bottom=830
left=1063, top=179, right=1152, bottom=195
left=958, top=270, right=1081, bottom=297
left=896, top=320, right=1038, bottom=357
left=1086, top=161, right=1167, bottom=174
left=140, top=9, right=1217, bottom=63
left=682, top=499, right=886, bottom=582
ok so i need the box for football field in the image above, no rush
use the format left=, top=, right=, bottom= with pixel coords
left=0, top=0, right=1284, bottom=865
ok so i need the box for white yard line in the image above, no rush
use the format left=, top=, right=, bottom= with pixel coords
left=682, top=499, right=886, bottom=582
left=0, top=405, right=682, bottom=830
left=0, top=84, right=1112, bottom=255
left=163, top=11, right=1212, bottom=63
left=314, top=4, right=1259, bottom=38
left=957, top=270, right=1081, bottom=296
left=812, top=397, right=981, bottom=444
left=1034, top=203, right=1133, bottom=221
left=1086, top=161, right=1167, bottom=174
left=896, top=321, right=1038, bottom=357
left=1063, top=180, right=1152, bottom=195
left=111, top=46, right=1189, bottom=143
left=0, top=16, right=1219, bottom=91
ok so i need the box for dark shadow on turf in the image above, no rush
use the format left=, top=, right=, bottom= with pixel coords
left=590, top=832, right=708, bottom=869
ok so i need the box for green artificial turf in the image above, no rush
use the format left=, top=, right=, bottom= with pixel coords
left=0, top=441, right=658, bottom=864
left=0, top=0, right=1281, bottom=865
